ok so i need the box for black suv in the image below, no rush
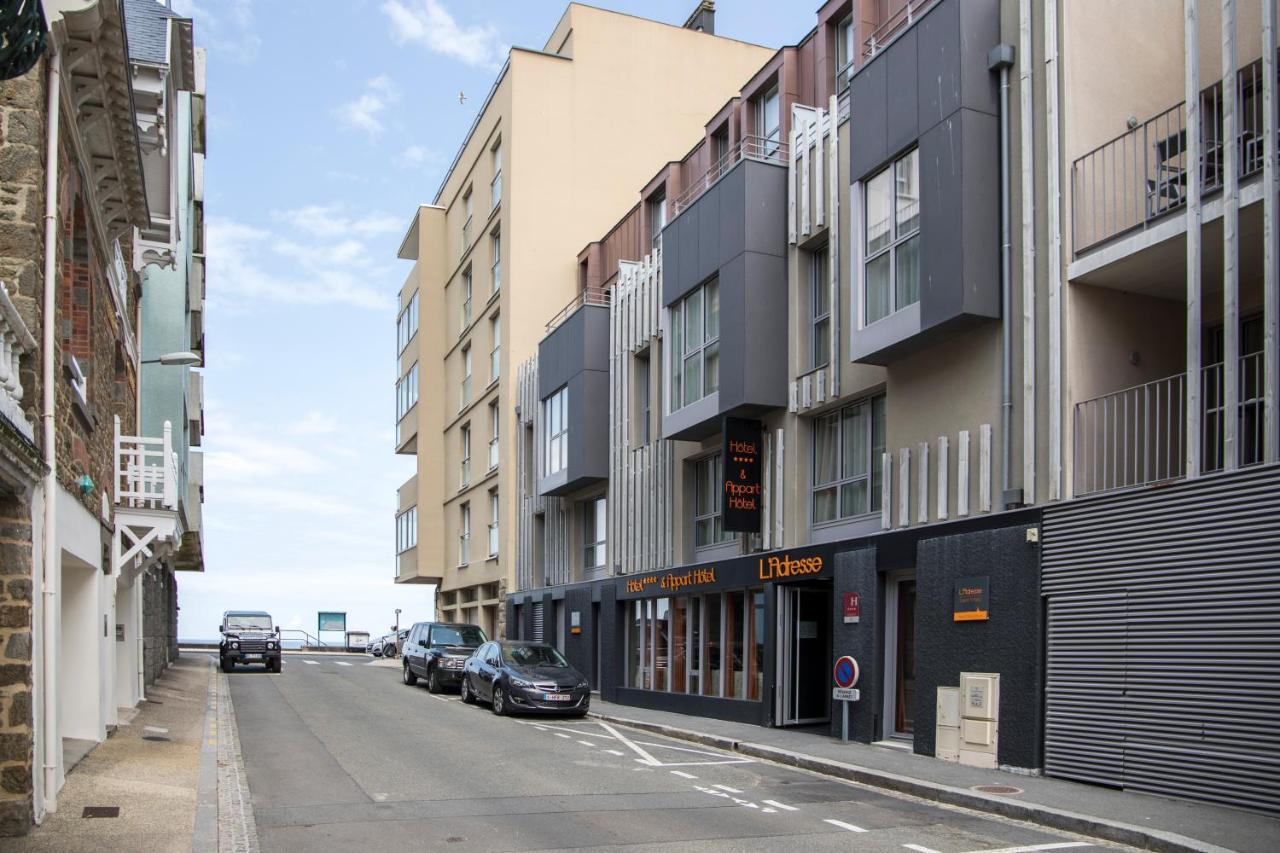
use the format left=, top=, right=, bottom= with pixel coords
left=219, top=610, right=282, bottom=673
left=402, top=621, right=487, bottom=693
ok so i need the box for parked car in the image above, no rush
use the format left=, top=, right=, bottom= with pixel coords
left=219, top=610, right=282, bottom=673
left=461, top=641, right=589, bottom=717
left=402, top=622, right=487, bottom=693
left=382, top=628, right=409, bottom=658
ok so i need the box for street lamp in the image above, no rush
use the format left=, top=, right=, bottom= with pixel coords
left=394, top=608, right=401, bottom=632
left=140, top=351, right=202, bottom=367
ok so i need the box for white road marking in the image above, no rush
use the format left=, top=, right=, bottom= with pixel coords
left=555, top=733, right=571, bottom=739
left=713, top=784, right=743, bottom=794
left=763, top=807, right=777, bottom=814
left=824, top=819, right=867, bottom=833
left=372, top=793, right=388, bottom=802
left=962, top=840, right=1090, bottom=845
left=670, top=770, right=698, bottom=779
left=763, top=799, right=797, bottom=811
left=303, top=660, right=318, bottom=665
left=363, top=661, right=380, bottom=666
left=577, top=740, right=596, bottom=747
left=598, top=721, right=662, bottom=767
left=603, top=749, right=624, bottom=756
left=904, top=845, right=943, bottom=853
left=335, top=661, right=353, bottom=667
left=429, top=695, right=449, bottom=703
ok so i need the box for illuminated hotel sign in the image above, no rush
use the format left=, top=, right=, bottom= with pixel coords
left=758, top=553, right=824, bottom=581
left=625, top=568, right=717, bottom=595
left=722, top=417, right=762, bottom=532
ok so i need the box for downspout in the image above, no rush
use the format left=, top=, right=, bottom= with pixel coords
left=989, top=44, right=1017, bottom=507
left=40, top=49, right=63, bottom=814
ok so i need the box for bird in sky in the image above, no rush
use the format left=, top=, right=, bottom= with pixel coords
left=459, top=90, right=467, bottom=105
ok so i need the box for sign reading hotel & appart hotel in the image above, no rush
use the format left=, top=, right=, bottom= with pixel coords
left=617, top=545, right=835, bottom=600
left=722, top=416, right=762, bottom=532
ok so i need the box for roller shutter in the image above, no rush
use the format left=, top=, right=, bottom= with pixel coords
left=1042, top=464, right=1280, bottom=814
left=532, top=601, right=544, bottom=643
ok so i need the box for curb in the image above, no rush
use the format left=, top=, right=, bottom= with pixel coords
left=587, top=711, right=1233, bottom=853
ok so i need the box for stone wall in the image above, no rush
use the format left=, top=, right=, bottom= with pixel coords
left=142, top=565, right=177, bottom=688
left=0, top=493, right=34, bottom=836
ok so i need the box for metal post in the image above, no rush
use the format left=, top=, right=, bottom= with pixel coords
left=842, top=700, right=849, bottom=743
left=1223, top=0, right=1240, bottom=470
left=1264, top=0, right=1279, bottom=462
left=1187, top=0, right=1203, bottom=478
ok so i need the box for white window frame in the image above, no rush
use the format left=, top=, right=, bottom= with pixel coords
left=460, top=344, right=472, bottom=409
left=397, top=291, right=419, bottom=354
left=863, top=148, right=920, bottom=325
left=396, top=506, right=417, bottom=553
left=582, top=496, right=606, bottom=570
left=693, top=452, right=732, bottom=549
left=490, top=141, right=502, bottom=209
left=459, top=502, right=471, bottom=567
left=461, top=266, right=473, bottom=332
left=488, top=489, right=499, bottom=557
left=488, top=401, right=500, bottom=471
left=835, top=14, right=854, bottom=94
left=462, top=187, right=474, bottom=249
left=460, top=423, right=472, bottom=488
left=544, top=386, right=569, bottom=475
left=489, top=313, right=500, bottom=382
left=490, top=227, right=501, bottom=293
left=754, top=83, right=780, bottom=155
left=812, top=394, right=886, bottom=525
left=811, top=246, right=830, bottom=370
left=669, top=277, right=720, bottom=412
left=649, top=191, right=667, bottom=249
left=396, top=362, right=418, bottom=420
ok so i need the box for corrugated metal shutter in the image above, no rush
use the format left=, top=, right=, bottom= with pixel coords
left=532, top=602, right=544, bottom=643
left=1042, top=464, right=1280, bottom=814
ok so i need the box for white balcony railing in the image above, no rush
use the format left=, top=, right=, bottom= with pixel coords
left=0, top=282, right=37, bottom=442
left=115, top=415, right=178, bottom=511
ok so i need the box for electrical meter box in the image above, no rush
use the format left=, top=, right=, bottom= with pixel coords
left=959, top=672, right=1000, bottom=769
left=935, top=687, right=961, bottom=762
left=962, top=672, right=999, bottom=721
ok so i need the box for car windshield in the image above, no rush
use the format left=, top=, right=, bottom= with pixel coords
left=507, top=645, right=569, bottom=668
left=226, top=614, right=273, bottom=631
left=430, top=625, right=486, bottom=647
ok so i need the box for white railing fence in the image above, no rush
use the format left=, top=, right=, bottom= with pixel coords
left=115, top=415, right=178, bottom=510
left=0, top=282, right=37, bottom=442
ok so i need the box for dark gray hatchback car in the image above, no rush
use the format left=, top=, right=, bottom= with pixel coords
left=460, top=641, right=590, bottom=716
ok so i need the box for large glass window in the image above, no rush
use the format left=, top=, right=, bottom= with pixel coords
left=458, top=502, right=470, bottom=566
left=545, top=386, right=568, bottom=475
left=490, top=141, right=502, bottom=209
left=462, top=188, right=473, bottom=248
left=864, top=149, right=920, bottom=324
left=488, top=490, right=499, bottom=557
left=835, top=14, right=854, bottom=94
left=649, top=191, right=667, bottom=249
left=460, top=424, right=471, bottom=487
left=754, top=83, right=781, bottom=155
left=490, top=228, right=501, bottom=293
left=813, top=395, right=886, bottom=524
left=396, top=506, right=417, bottom=553
left=694, top=453, right=733, bottom=549
left=671, top=597, right=687, bottom=695
left=582, top=496, right=606, bottom=570
left=489, top=313, right=501, bottom=382
left=725, top=591, right=744, bottom=699
left=396, top=362, right=418, bottom=420
left=748, top=589, right=765, bottom=701
left=670, top=278, right=719, bottom=410
left=397, top=292, right=419, bottom=354
left=811, top=246, right=830, bottom=369
left=460, top=345, right=472, bottom=408
left=461, top=266, right=473, bottom=331
left=653, top=598, right=670, bottom=691
left=488, top=401, right=499, bottom=471
left=703, top=593, right=721, bottom=696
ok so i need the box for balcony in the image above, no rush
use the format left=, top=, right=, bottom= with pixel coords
left=0, top=282, right=37, bottom=445
left=114, top=416, right=180, bottom=572
left=670, top=135, right=788, bottom=218
left=1072, top=55, right=1274, bottom=255
left=1073, top=353, right=1269, bottom=497
left=537, top=296, right=611, bottom=496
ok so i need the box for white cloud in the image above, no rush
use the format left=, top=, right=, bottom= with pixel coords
left=396, top=144, right=444, bottom=171
left=334, top=75, right=398, bottom=138
left=172, top=0, right=261, bottom=63
left=382, top=0, right=505, bottom=69
left=274, top=205, right=402, bottom=239
left=289, top=411, right=341, bottom=437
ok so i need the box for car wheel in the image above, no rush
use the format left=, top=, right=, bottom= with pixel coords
left=460, top=675, right=475, bottom=704
left=270, top=657, right=282, bottom=674
left=427, top=668, right=441, bottom=694
left=403, top=662, right=418, bottom=686
left=491, top=685, right=507, bottom=716
left=571, top=709, right=588, bottom=718
left=220, top=657, right=233, bottom=673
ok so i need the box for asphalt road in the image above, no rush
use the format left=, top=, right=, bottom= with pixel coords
left=225, top=654, right=1130, bottom=853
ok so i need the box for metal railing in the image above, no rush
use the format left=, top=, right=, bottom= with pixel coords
left=671, top=134, right=790, bottom=216
left=1074, top=354, right=1269, bottom=496
left=1072, top=55, right=1272, bottom=252
left=862, top=0, right=939, bottom=61
left=545, top=286, right=610, bottom=333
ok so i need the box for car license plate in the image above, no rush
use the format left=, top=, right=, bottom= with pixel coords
left=542, top=693, right=571, bottom=702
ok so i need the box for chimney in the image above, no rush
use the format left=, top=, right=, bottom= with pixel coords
left=683, top=1, right=715, bottom=35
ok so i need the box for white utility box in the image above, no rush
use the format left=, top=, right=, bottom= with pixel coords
left=935, top=686, right=961, bottom=762
left=958, top=672, right=1000, bottom=769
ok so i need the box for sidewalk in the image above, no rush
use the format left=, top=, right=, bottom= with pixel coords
left=587, top=698, right=1280, bottom=853
left=9, top=655, right=215, bottom=852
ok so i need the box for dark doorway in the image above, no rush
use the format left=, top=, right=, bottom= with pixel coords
left=777, top=583, right=832, bottom=725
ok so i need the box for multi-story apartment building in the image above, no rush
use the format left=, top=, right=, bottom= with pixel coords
left=393, top=2, right=775, bottom=639
left=0, top=0, right=207, bottom=834
left=507, top=0, right=1279, bottom=817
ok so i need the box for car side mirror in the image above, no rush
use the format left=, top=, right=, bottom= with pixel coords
left=418, top=640, right=428, bottom=648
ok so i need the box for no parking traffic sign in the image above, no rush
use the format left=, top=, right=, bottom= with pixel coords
left=833, top=655, right=859, bottom=689
left=833, top=655, right=860, bottom=741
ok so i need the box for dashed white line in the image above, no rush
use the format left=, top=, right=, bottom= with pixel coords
left=762, top=799, right=797, bottom=811
left=713, top=784, right=743, bottom=794
left=824, top=819, right=867, bottom=833
left=964, top=845, right=1091, bottom=853
left=670, top=770, right=698, bottom=779
left=904, top=845, right=943, bottom=853
left=577, top=740, right=596, bottom=747
left=555, top=733, right=571, bottom=739
left=302, top=660, right=318, bottom=665
left=429, top=695, right=449, bottom=703
left=603, top=749, right=624, bottom=756
left=334, top=661, right=353, bottom=667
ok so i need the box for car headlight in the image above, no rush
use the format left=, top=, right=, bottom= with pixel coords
left=509, top=677, right=533, bottom=688
left=267, top=641, right=276, bottom=649
left=231, top=641, right=239, bottom=650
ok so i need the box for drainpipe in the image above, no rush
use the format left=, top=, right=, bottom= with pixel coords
left=989, top=44, right=1017, bottom=508
left=40, top=49, right=63, bottom=814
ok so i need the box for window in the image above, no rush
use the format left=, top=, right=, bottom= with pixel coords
left=459, top=502, right=471, bottom=566
left=396, top=362, right=418, bottom=420
left=582, top=496, right=606, bottom=570
left=460, top=345, right=472, bottom=408
left=694, top=453, right=733, bottom=548
left=489, top=314, right=500, bottom=382
left=544, top=386, right=568, bottom=475
left=835, top=14, right=854, bottom=93
left=631, top=351, right=651, bottom=446
left=488, top=401, right=500, bottom=470
left=648, top=190, right=667, bottom=249
left=488, top=489, right=499, bottom=557
left=813, top=395, right=886, bottom=524
left=864, top=148, right=920, bottom=323
left=811, top=246, right=830, bottom=369
left=397, top=291, right=419, bottom=353
left=490, top=228, right=501, bottom=292
left=461, top=267, right=473, bottom=331
left=754, top=83, right=780, bottom=155
left=669, top=278, right=720, bottom=410
left=396, top=506, right=417, bottom=553
left=490, top=141, right=502, bottom=209
left=712, top=127, right=730, bottom=168
left=462, top=187, right=473, bottom=249
left=460, top=424, right=472, bottom=487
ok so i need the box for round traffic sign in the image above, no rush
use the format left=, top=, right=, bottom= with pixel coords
left=833, top=655, right=859, bottom=689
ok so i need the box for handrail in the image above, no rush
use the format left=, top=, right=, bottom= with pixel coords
left=862, top=0, right=939, bottom=61
left=279, top=628, right=328, bottom=648
left=671, top=134, right=789, bottom=216
left=545, top=286, right=611, bottom=334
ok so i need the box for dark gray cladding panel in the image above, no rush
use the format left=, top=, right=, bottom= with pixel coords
left=538, top=304, right=609, bottom=399
left=913, top=523, right=1042, bottom=769
left=850, top=54, right=888, bottom=179
left=562, top=586, right=595, bottom=684
left=599, top=583, right=621, bottom=702
left=885, top=27, right=920, bottom=158
left=830, top=547, right=879, bottom=743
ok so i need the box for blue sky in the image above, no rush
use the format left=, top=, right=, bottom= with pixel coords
left=172, top=0, right=815, bottom=642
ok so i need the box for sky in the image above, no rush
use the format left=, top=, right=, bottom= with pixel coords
left=171, top=0, right=815, bottom=642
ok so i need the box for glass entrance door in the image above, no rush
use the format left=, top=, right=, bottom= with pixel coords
left=777, top=585, right=831, bottom=725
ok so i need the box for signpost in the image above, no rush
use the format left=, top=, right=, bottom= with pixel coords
left=833, top=655, right=860, bottom=742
